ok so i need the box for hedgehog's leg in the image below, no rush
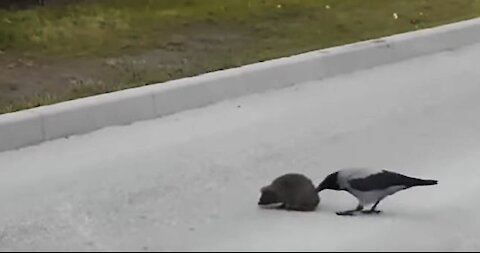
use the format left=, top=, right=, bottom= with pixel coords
left=336, top=203, right=363, bottom=216
left=281, top=203, right=301, bottom=211
left=286, top=204, right=316, bottom=212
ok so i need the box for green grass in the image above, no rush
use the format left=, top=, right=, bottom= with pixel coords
left=0, top=0, right=479, bottom=114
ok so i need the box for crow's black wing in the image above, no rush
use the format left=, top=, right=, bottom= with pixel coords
left=348, top=170, right=414, bottom=191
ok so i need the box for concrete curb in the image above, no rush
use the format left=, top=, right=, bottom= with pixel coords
left=2, top=18, right=480, bottom=152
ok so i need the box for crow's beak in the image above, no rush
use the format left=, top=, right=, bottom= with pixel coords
left=316, top=185, right=325, bottom=192
left=316, top=181, right=327, bottom=192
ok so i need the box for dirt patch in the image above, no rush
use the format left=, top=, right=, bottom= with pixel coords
left=0, top=25, right=249, bottom=109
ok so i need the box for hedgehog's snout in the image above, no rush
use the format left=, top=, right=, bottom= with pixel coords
left=258, top=188, right=279, bottom=205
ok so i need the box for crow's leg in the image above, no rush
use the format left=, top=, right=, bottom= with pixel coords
left=361, top=199, right=384, bottom=214
left=337, top=203, right=364, bottom=216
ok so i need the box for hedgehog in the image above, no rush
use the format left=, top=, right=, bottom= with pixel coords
left=258, top=173, right=320, bottom=211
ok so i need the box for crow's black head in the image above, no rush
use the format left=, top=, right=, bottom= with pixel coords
left=316, top=172, right=341, bottom=192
